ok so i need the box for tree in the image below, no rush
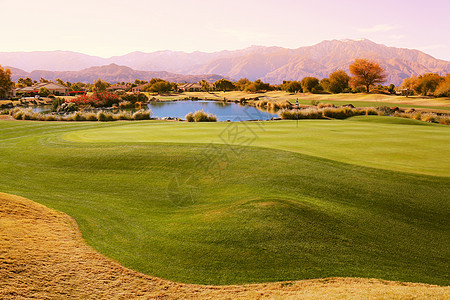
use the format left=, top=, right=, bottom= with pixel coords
left=149, top=80, right=172, bottom=93
left=401, top=76, right=420, bottom=96
left=40, top=77, right=49, bottom=83
left=38, top=87, right=51, bottom=97
left=56, top=78, right=66, bottom=86
left=328, top=70, right=350, bottom=93
left=416, top=73, right=443, bottom=96
left=93, top=78, right=109, bottom=92
left=286, top=81, right=302, bottom=93
left=434, top=74, right=450, bottom=97
left=199, top=80, right=211, bottom=92
left=235, top=78, right=252, bottom=91
left=300, top=77, right=320, bottom=93
left=16, top=77, right=34, bottom=88
left=0, top=65, right=13, bottom=99
left=387, top=84, right=395, bottom=94
left=349, top=58, right=386, bottom=93
left=213, top=79, right=235, bottom=92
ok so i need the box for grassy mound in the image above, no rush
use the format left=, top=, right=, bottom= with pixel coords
left=1, top=192, right=448, bottom=299
left=0, top=119, right=449, bottom=286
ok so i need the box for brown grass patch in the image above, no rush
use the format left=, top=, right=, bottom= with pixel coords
left=0, top=192, right=448, bottom=299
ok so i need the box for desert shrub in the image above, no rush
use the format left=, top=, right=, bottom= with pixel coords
left=322, top=107, right=362, bottom=119
left=279, top=108, right=322, bottom=119
left=72, top=111, right=86, bottom=121
left=365, top=108, right=379, bottom=115
left=45, top=115, right=57, bottom=121
left=310, top=100, right=320, bottom=106
left=114, top=111, right=132, bottom=120
left=0, top=109, right=10, bottom=115
left=51, top=97, right=66, bottom=111
left=411, top=112, right=422, bottom=120
left=317, top=103, right=335, bottom=109
left=97, top=111, right=114, bottom=122
left=185, top=112, right=195, bottom=122
left=420, top=113, right=438, bottom=123
left=439, top=115, right=450, bottom=125
left=121, top=93, right=149, bottom=104
left=68, top=92, right=119, bottom=108
left=85, top=113, right=98, bottom=121
left=118, top=101, right=134, bottom=109
left=132, top=109, right=151, bottom=120
left=185, top=110, right=217, bottom=122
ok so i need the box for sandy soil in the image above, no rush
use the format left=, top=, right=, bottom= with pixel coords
left=0, top=192, right=448, bottom=299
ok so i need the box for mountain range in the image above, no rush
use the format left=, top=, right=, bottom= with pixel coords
left=2, top=39, right=449, bottom=86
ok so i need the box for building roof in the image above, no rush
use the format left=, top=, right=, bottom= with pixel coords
left=178, top=83, right=202, bottom=89
left=16, top=82, right=69, bottom=92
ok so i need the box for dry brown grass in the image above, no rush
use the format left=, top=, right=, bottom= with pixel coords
left=0, top=192, right=448, bottom=299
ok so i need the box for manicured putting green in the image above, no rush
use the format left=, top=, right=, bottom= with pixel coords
left=0, top=118, right=449, bottom=285
left=64, top=117, right=450, bottom=176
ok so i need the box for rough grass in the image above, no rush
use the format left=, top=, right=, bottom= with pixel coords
left=1, top=192, right=448, bottom=299
left=0, top=120, right=449, bottom=286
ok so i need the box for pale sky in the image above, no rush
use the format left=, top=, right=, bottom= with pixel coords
left=2, top=0, right=449, bottom=60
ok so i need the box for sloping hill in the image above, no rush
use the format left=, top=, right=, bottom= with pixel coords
left=1, top=192, right=448, bottom=299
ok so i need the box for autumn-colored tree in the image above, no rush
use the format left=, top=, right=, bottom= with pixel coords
left=434, top=74, right=450, bottom=97
left=285, top=81, right=302, bottom=93
left=349, top=59, right=386, bottom=93
left=213, top=79, right=235, bottom=92
left=328, top=70, right=350, bottom=93
left=93, top=78, right=110, bottom=92
left=16, top=77, right=34, bottom=88
left=416, top=73, right=444, bottom=96
left=235, top=78, right=252, bottom=91
left=0, top=65, right=13, bottom=99
left=300, top=77, right=320, bottom=93
left=149, top=80, right=172, bottom=93
left=199, top=80, right=211, bottom=92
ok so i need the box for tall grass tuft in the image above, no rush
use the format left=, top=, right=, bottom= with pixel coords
left=132, top=109, right=151, bottom=120
left=279, top=108, right=322, bottom=119
left=322, top=107, right=365, bottom=119
left=185, top=110, right=217, bottom=122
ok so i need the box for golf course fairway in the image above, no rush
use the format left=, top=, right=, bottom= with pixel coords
left=0, top=117, right=449, bottom=285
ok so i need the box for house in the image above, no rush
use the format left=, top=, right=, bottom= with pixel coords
left=132, top=84, right=147, bottom=93
left=178, top=83, right=202, bottom=92
left=107, top=84, right=130, bottom=92
left=16, top=82, right=70, bottom=96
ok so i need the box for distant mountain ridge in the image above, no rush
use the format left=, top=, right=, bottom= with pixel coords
left=2, top=39, right=449, bottom=85
left=7, top=64, right=227, bottom=84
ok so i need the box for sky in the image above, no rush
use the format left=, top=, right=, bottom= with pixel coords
left=1, top=0, right=449, bottom=60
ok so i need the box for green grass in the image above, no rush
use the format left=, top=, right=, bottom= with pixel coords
left=0, top=118, right=449, bottom=286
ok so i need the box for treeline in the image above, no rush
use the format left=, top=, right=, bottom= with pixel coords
left=401, top=73, right=450, bottom=97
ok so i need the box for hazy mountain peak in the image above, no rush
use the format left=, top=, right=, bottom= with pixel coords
left=2, top=39, right=449, bottom=85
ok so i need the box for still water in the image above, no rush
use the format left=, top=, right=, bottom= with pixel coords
left=147, top=100, right=278, bottom=121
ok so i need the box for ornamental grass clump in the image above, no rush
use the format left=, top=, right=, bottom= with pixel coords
left=185, top=110, right=217, bottom=122
left=114, top=111, right=132, bottom=120
left=97, top=111, right=114, bottom=122
left=322, top=107, right=364, bottom=119
left=279, top=108, right=322, bottom=119
left=132, top=109, right=151, bottom=120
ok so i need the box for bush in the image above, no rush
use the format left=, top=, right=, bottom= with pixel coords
left=118, top=101, right=134, bottom=109
left=420, top=113, right=438, bottom=123
left=185, top=110, right=217, bottom=122
left=72, top=111, right=86, bottom=121
left=322, top=107, right=364, bottom=119
left=132, top=109, right=151, bottom=120
left=279, top=108, right=322, bottom=119
left=97, top=111, right=114, bottom=122
left=85, top=113, right=98, bottom=121
left=114, top=111, right=132, bottom=120
left=439, top=115, right=450, bottom=125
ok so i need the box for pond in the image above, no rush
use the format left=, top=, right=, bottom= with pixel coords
left=147, top=100, right=279, bottom=121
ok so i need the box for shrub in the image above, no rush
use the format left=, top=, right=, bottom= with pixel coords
left=279, top=108, right=322, bottom=119
left=97, top=111, right=114, bottom=122
left=45, top=115, right=57, bottom=121
left=439, top=115, right=450, bottom=125
left=185, top=110, right=217, bottom=122
left=68, top=91, right=119, bottom=108
left=132, top=109, right=151, bottom=120
left=317, top=103, right=335, bottom=109
left=85, top=113, right=98, bottom=121
left=72, top=111, right=86, bottom=121
left=118, top=101, right=134, bottom=109
left=185, top=112, right=195, bottom=122
left=420, top=113, right=437, bottom=123
left=114, top=111, right=132, bottom=120
left=322, top=107, right=363, bottom=119
left=365, top=108, right=378, bottom=115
